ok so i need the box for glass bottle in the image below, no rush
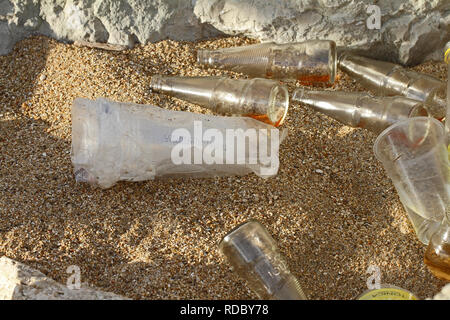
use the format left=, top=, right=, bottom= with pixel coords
left=292, top=88, right=429, bottom=134
left=219, top=220, right=307, bottom=300
left=197, top=40, right=337, bottom=85
left=339, top=53, right=446, bottom=120
left=150, top=75, right=289, bottom=127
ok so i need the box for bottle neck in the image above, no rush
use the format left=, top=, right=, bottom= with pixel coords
left=443, top=207, right=450, bottom=226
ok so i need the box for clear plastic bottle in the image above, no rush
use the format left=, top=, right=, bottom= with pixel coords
left=197, top=40, right=337, bottom=85
left=425, top=42, right=450, bottom=281
left=424, top=216, right=450, bottom=281
left=373, top=117, right=449, bottom=245
left=402, top=205, right=442, bottom=246
left=71, top=98, right=285, bottom=188
left=149, top=76, right=289, bottom=127
left=292, top=88, right=429, bottom=134
left=219, top=220, right=307, bottom=300
left=339, top=53, right=446, bottom=120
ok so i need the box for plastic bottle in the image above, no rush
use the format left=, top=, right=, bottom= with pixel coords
left=71, top=98, right=285, bottom=188
left=219, top=220, right=307, bottom=300
left=373, top=117, right=449, bottom=245
left=339, top=53, right=446, bottom=120
left=197, top=40, right=337, bottom=85
left=149, top=76, right=289, bottom=127
left=424, top=216, right=450, bottom=281
left=423, top=42, right=450, bottom=281
left=292, top=88, right=429, bottom=134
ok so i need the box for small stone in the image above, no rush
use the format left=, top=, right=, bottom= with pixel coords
left=39, top=74, right=46, bottom=81
left=315, top=169, right=324, bottom=174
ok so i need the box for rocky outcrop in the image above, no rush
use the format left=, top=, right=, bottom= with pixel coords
left=194, top=0, right=450, bottom=65
left=0, top=256, right=128, bottom=300
left=1, top=0, right=449, bottom=65
left=0, top=0, right=224, bottom=55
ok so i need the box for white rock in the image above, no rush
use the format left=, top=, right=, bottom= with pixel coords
left=0, top=0, right=449, bottom=65
left=431, top=283, right=450, bottom=300
left=194, top=0, right=450, bottom=65
left=0, top=256, right=129, bottom=300
left=0, top=0, right=223, bottom=55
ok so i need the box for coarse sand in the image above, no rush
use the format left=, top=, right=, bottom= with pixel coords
left=0, top=35, right=448, bottom=300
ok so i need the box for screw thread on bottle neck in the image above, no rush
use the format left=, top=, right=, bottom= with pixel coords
left=197, top=50, right=211, bottom=65
left=149, top=75, right=164, bottom=92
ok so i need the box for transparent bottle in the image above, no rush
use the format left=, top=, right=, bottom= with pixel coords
left=339, top=53, right=446, bottom=120
left=219, top=220, right=307, bottom=300
left=150, top=75, right=289, bottom=127
left=197, top=40, right=337, bottom=85
left=71, top=98, right=285, bottom=188
left=425, top=43, right=450, bottom=281
left=424, top=213, right=450, bottom=281
left=292, top=88, right=429, bottom=134
left=373, top=117, right=449, bottom=245
left=402, top=205, right=442, bottom=246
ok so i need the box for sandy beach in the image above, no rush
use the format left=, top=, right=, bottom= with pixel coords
left=0, top=35, right=447, bottom=299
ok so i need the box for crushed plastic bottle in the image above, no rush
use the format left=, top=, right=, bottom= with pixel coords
left=197, top=40, right=337, bottom=85
left=219, top=220, right=307, bottom=300
left=71, top=98, right=286, bottom=189
left=374, top=117, right=449, bottom=245
left=339, top=53, right=446, bottom=120
left=424, top=216, right=450, bottom=281
left=292, top=88, right=429, bottom=134
left=149, top=76, right=289, bottom=127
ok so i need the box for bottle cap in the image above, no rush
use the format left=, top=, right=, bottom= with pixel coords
left=357, top=284, right=419, bottom=300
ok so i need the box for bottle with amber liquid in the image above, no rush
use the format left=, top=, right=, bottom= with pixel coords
left=424, top=42, right=450, bottom=282
left=424, top=215, right=450, bottom=281
left=197, top=40, right=337, bottom=85
left=149, top=75, right=289, bottom=127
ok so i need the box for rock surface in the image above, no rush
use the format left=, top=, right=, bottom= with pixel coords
left=0, top=0, right=224, bottom=55
left=0, top=1, right=449, bottom=66
left=195, top=0, right=450, bottom=65
left=0, top=256, right=128, bottom=300
left=432, top=284, right=450, bottom=300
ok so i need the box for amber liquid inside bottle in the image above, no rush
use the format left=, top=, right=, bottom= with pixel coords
left=424, top=216, right=450, bottom=281
left=424, top=243, right=450, bottom=281
left=245, top=113, right=282, bottom=127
